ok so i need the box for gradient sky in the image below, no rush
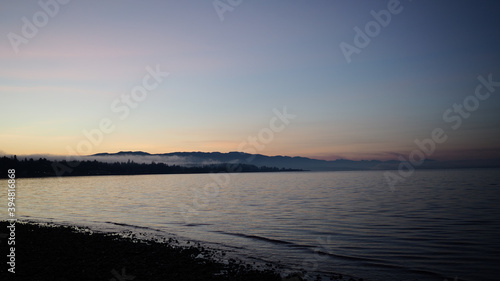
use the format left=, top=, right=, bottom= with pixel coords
left=1, top=0, right=500, bottom=161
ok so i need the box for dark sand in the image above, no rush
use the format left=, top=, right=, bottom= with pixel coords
left=0, top=221, right=362, bottom=281
left=0, top=221, right=285, bottom=281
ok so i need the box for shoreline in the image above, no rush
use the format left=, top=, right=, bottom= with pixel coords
left=0, top=156, right=305, bottom=179
left=0, top=169, right=307, bottom=180
left=0, top=221, right=357, bottom=281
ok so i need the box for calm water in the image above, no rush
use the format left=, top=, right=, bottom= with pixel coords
left=2, top=169, right=500, bottom=280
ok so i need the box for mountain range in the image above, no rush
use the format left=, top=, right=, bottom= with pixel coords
left=90, top=151, right=500, bottom=171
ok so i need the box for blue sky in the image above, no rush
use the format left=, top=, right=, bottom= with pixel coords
left=1, top=0, right=499, bottom=161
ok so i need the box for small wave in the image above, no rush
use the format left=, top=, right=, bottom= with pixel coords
left=211, top=230, right=453, bottom=281
left=184, top=223, right=213, bottom=227
left=102, top=221, right=161, bottom=232
left=212, top=230, right=297, bottom=246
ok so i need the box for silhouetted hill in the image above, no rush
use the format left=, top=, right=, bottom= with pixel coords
left=89, top=151, right=500, bottom=171
left=155, top=151, right=382, bottom=170
left=88, top=151, right=402, bottom=171
left=93, top=151, right=151, bottom=156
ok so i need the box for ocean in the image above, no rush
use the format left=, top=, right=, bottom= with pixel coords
left=3, top=168, right=500, bottom=281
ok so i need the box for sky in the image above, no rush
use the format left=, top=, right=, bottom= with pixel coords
left=1, top=0, right=500, bottom=161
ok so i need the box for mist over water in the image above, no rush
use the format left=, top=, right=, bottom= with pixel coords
left=4, top=169, right=500, bottom=281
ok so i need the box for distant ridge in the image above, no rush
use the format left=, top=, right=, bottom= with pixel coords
left=93, top=151, right=152, bottom=156
left=86, top=151, right=421, bottom=171
left=89, top=151, right=500, bottom=171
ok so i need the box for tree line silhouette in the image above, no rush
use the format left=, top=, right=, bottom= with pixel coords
left=0, top=156, right=301, bottom=178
